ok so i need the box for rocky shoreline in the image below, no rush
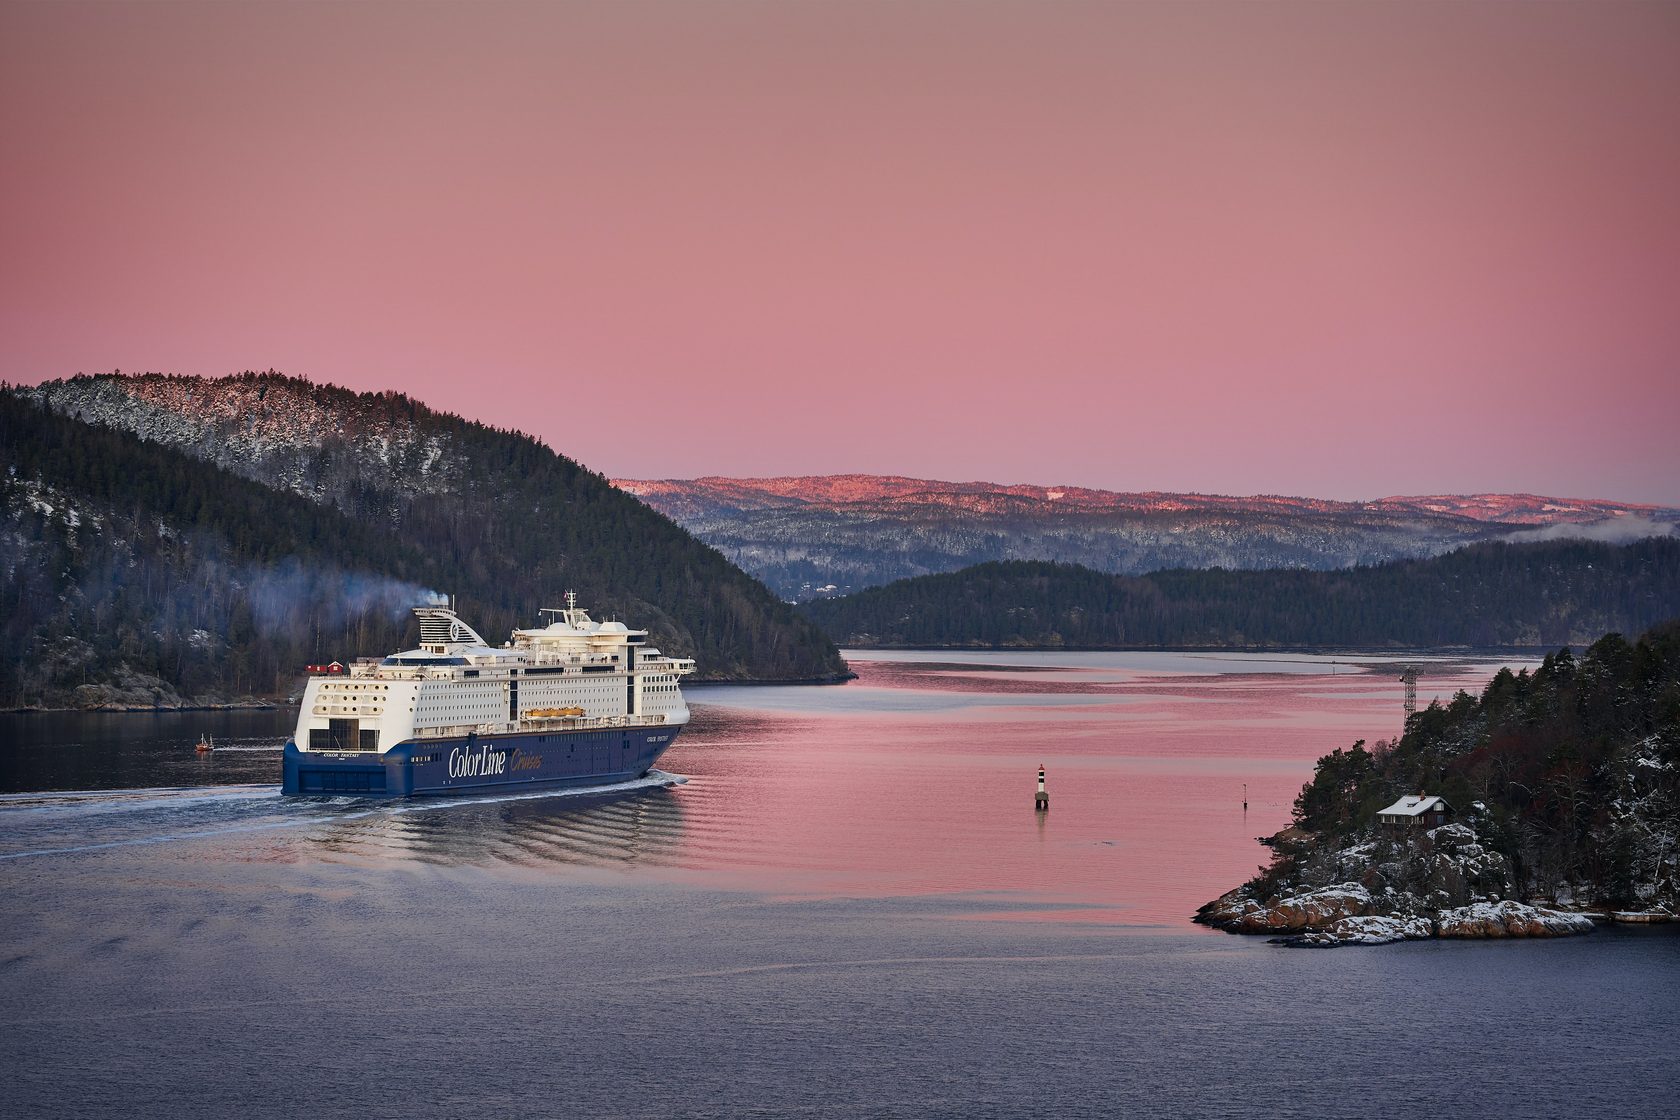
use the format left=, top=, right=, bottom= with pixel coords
left=1195, top=819, right=1633, bottom=948
left=3, top=662, right=283, bottom=713
left=1197, top=880, right=1599, bottom=947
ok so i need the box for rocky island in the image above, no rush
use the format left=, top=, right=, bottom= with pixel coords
left=1198, top=622, right=1680, bottom=947
left=1198, top=818, right=1596, bottom=946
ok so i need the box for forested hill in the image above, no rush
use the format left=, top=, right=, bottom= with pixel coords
left=799, top=541, right=1680, bottom=649
left=3, top=375, right=846, bottom=707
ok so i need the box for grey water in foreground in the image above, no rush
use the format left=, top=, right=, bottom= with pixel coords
left=3, top=651, right=1677, bottom=1119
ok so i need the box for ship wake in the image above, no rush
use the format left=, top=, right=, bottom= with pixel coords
left=0, top=772, right=687, bottom=862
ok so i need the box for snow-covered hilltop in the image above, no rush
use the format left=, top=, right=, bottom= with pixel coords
left=25, top=371, right=460, bottom=509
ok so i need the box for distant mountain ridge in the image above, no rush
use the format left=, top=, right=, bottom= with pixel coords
left=615, top=474, right=1680, bottom=601
left=5, top=372, right=846, bottom=706
left=621, top=473, right=1666, bottom=522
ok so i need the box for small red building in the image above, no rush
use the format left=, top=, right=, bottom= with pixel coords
left=305, top=661, right=345, bottom=675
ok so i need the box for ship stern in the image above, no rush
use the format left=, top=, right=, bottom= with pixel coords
left=283, top=741, right=410, bottom=797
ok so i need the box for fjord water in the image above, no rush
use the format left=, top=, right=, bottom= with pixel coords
left=3, top=652, right=1676, bottom=1119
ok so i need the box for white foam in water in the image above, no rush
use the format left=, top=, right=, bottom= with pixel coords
left=0, top=785, right=280, bottom=817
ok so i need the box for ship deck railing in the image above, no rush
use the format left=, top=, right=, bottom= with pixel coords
left=348, top=652, right=628, bottom=680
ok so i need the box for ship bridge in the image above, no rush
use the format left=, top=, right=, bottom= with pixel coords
left=507, top=592, right=695, bottom=676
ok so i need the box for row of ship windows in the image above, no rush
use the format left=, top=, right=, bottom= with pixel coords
left=420, top=688, right=624, bottom=705
left=415, top=687, right=623, bottom=710
left=421, top=685, right=620, bottom=695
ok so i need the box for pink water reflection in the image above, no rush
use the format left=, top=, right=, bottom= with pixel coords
left=662, top=653, right=1533, bottom=928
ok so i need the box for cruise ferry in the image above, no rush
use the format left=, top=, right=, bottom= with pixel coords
left=282, top=595, right=694, bottom=797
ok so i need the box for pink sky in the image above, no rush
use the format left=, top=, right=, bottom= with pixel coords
left=3, top=2, right=1677, bottom=502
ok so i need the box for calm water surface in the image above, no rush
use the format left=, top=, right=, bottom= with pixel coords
left=2, top=651, right=1675, bottom=1118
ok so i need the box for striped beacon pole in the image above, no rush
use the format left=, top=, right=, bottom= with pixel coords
left=1035, top=765, right=1049, bottom=812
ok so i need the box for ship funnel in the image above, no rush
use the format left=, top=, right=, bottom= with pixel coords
left=414, top=606, right=487, bottom=651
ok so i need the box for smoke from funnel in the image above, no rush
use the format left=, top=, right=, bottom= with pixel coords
left=237, top=559, right=449, bottom=632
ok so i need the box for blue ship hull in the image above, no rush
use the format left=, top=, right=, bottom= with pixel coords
left=282, top=724, right=682, bottom=797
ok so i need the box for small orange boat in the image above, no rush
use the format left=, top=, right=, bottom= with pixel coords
left=195, top=734, right=214, bottom=754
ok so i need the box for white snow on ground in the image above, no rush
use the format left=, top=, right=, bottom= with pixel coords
left=11, top=480, right=99, bottom=530
left=1286, top=914, right=1433, bottom=947
left=1436, top=901, right=1595, bottom=937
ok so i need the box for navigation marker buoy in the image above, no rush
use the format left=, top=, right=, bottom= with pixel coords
left=1243, top=782, right=1248, bottom=812
left=1035, top=765, right=1049, bottom=812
